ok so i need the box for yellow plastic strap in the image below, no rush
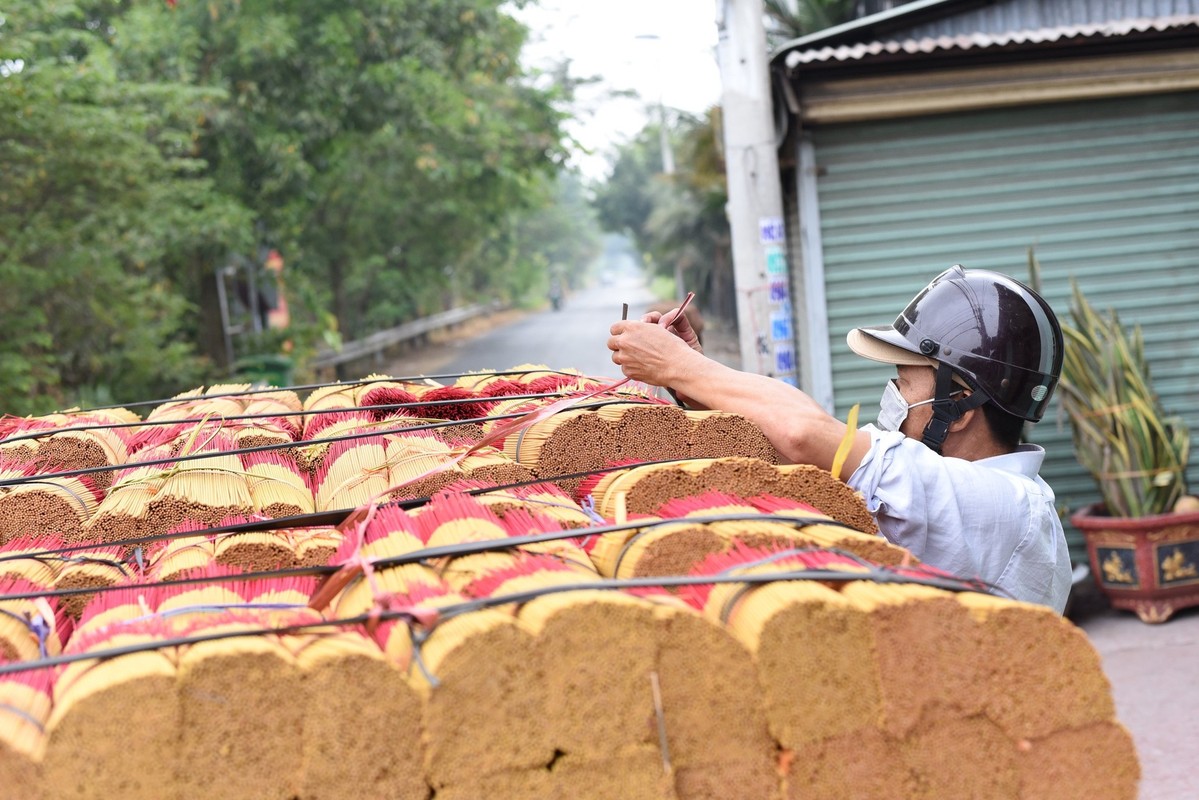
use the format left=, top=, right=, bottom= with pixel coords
left=830, top=404, right=860, bottom=482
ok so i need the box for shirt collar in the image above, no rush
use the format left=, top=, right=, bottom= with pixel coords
left=977, top=442, right=1045, bottom=478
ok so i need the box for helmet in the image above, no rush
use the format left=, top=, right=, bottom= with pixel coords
left=848, top=264, right=1063, bottom=424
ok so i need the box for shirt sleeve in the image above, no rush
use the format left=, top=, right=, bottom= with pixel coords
left=845, top=425, right=1070, bottom=612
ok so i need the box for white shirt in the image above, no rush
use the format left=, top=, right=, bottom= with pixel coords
left=846, top=424, right=1072, bottom=613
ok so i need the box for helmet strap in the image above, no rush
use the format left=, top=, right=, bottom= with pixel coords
left=921, top=362, right=988, bottom=454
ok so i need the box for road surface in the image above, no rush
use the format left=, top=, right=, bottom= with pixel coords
left=394, top=277, right=660, bottom=380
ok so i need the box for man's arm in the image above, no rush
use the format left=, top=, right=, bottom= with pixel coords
left=609, top=320, right=871, bottom=474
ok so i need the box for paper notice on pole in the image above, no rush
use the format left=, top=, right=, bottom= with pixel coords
left=759, top=217, right=785, bottom=245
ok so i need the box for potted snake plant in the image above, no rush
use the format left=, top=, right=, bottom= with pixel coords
left=1058, top=276, right=1198, bottom=623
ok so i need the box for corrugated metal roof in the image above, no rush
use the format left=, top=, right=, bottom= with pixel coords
left=784, top=14, right=1199, bottom=66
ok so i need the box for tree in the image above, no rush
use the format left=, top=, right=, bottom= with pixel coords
left=591, top=108, right=735, bottom=320
left=0, top=1, right=251, bottom=414
left=0, top=0, right=577, bottom=413
left=116, top=0, right=573, bottom=343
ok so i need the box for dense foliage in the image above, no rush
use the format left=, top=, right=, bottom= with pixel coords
left=0, top=0, right=596, bottom=414
left=592, top=109, right=737, bottom=321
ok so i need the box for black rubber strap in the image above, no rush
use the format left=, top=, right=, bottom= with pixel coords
left=920, top=363, right=987, bottom=454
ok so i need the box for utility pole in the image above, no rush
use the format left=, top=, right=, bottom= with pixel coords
left=716, top=0, right=796, bottom=385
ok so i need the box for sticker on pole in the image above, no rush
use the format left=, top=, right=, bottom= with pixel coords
left=765, top=246, right=788, bottom=275
left=775, top=345, right=795, bottom=374
left=759, top=217, right=786, bottom=245
left=771, top=311, right=792, bottom=342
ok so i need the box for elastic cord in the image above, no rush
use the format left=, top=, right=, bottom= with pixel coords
left=0, top=701, right=46, bottom=733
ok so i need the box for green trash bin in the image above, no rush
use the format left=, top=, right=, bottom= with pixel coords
left=234, top=354, right=294, bottom=387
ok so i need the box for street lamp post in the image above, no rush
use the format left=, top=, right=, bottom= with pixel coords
left=635, top=34, right=682, bottom=297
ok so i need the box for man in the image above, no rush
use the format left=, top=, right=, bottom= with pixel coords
left=608, top=266, right=1072, bottom=612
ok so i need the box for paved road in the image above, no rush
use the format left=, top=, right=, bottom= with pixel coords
left=1069, top=590, right=1199, bottom=800
left=434, top=277, right=658, bottom=380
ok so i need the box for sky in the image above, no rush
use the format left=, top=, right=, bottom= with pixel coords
left=511, top=0, right=724, bottom=181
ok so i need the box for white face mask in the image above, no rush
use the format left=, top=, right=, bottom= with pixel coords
left=877, top=379, right=939, bottom=432
left=877, top=378, right=967, bottom=432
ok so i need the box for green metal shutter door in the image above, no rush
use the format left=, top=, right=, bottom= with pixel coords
left=810, top=91, right=1199, bottom=562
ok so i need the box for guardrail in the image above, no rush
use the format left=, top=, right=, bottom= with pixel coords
left=311, top=301, right=502, bottom=370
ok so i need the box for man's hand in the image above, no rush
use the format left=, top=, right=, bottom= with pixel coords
left=608, top=320, right=697, bottom=387
left=640, top=306, right=703, bottom=354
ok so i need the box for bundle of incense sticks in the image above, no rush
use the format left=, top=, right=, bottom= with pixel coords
left=0, top=408, right=138, bottom=482
left=450, top=363, right=591, bottom=392
left=0, top=666, right=52, bottom=798
left=582, top=456, right=879, bottom=535
left=290, top=630, right=426, bottom=800
left=239, top=449, right=314, bottom=518
left=587, top=493, right=906, bottom=581
left=0, top=536, right=63, bottom=589
left=0, top=578, right=69, bottom=662
left=0, top=460, right=105, bottom=546
left=302, top=375, right=428, bottom=439
left=84, top=438, right=256, bottom=548
left=0, top=368, right=1142, bottom=800
left=383, top=431, right=534, bottom=502
left=50, top=545, right=130, bottom=619
left=688, top=544, right=1136, bottom=800
left=456, top=480, right=599, bottom=529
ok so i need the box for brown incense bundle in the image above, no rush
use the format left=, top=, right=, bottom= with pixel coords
left=699, top=563, right=1137, bottom=800
left=0, top=669, right=51, bottom=800
left=0, top=536, right=63, bottom=589
left=590, top=490, right=904, bottom=581
left=385, top=433, right=465, bottom=500
left=704, top=570, right=877, bottom=750
left=411, top=607, right=551, bottom=794
left=25, top=417, right=133, bottom=494
left=175, top=614, right=312, bottom=800
left=0, top=408, right=136, bottom=480
left=651, top=598, right=778, bottom=800
left=1016, top=721, right=1139, bottom=800
left=456, top=448, right=536, bottom=493
left=953, top=591, right=1118, bottom=740
left=777, top=463, right=879, bottom=535
left=148, top=535, right=216, bottom=582
left=240, top=449, right=314, bottom=517
left=51, top=546, right=130, bottom=619
left=588, top=457, right=878, bottom=536
left=508, top=590, right=667, bottom=796
left=289, top=527, right=344, bottom=568
left=292, top=631, right=426, bottom=800
left=41, top=623, right=181, bottom=800
left=686, top=409, right=779, bottom=464
left=0, top=469, right=104, bottom=546
left=0, top=423, right=50, bottom=463
left=515, top=589, right=775, bottom=800
left=214, top=531, right=297, bottom=572
left=496, top=406, right=618, bottom=497
left=594, top=402, right=691, bottom=463
left=84, top=442, right=255, bottom=548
